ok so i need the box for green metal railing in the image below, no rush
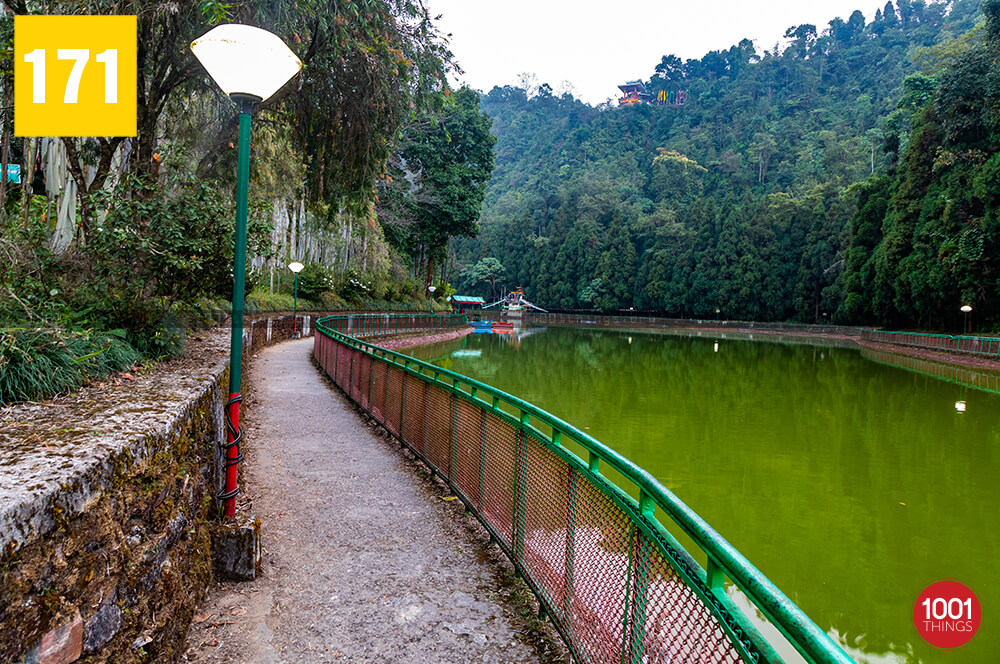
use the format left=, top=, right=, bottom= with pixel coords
left=314, top=313, right=854, bottom=664
left=316, top=311, right=466, bottom=337
left=861, top=329, right=1000, bottom=357
left=860, top=346, right=1000, bottom=395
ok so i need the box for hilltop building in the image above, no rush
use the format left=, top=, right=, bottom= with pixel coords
left=617, top=80, right=651, bottom=105
left=617, top=81, right=688, bottom=107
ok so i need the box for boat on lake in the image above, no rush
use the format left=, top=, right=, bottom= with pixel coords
left=484, top=286, right=547, bottom=320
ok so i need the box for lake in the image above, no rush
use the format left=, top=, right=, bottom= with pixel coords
left=411, top=325, right=999, bottom=663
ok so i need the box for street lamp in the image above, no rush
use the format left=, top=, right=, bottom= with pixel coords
left=961, top=305, right=972, bottom=335
left=428, top=285, right=436, bottom=313
left=288, top=262, right=304, bottom=335
left=191, top=24, right=302, bottom=519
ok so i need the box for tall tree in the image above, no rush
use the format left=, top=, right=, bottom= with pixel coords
left=397, top=87, right=496, bottom=285
left=467, top=257, right=506, bottom=300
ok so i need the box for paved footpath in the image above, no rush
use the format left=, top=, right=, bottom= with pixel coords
left=183, top=337, right=549, bottom=663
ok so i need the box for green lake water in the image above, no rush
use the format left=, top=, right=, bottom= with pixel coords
left=411, top=325, right=999, bottom=663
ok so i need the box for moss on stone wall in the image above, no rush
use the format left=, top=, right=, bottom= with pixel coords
left=0, top=377, right=221, bottom=663
left=0, top=313, right=320, bottom=664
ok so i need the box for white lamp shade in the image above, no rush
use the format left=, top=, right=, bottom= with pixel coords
left=288, top=262, right=304, bottom=273
left=961, top=305, right=973, bottom=313
left=191, top=24, right=302, bottom=102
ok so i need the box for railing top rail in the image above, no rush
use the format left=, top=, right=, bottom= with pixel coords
left=315, top=313, right=853, bottom=664
left=862, top=329, right=999, bottom=343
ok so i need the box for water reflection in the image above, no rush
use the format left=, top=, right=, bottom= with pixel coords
left=416, top=326, right=1000, bottom=664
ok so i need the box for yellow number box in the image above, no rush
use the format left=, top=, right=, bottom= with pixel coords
left=15, top=15, right=137, bottom=137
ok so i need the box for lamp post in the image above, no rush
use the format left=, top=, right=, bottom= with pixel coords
left=288, top=261, right=304, bottom=335
left=428, top=285, right=436, bottom=314
left=961, top=304, right=972, bottom=334
left=191, top=24, right=301, bottom=519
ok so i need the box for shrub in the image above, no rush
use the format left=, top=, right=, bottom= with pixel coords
left=296, top=263, right=334, bottom=301
left=338, top=268, right=371, bottom=303
left=317, top=291, right=348, bottom=310
left=0, top=328, right=142, bottom=405
left=248, top=290, right=306, bottom=313
left=80, top=173, right=272, bottom=357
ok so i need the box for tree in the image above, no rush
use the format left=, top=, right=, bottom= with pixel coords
left=748, top=133, right=778, bottom=183
left=2, top=0, right=228, bottom=240
left=399, top=87, right=496, bottom=286
left=467, top=257, right=506, bottom=301
left=453, top=0, right=987, bottom=327
left=654, top=54, right=685, bottom=82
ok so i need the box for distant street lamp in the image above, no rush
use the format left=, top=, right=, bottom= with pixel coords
left=428, top=285, right=437, bottom=313
left=191, top=24, right=302, bottom=519
left=289, top=262, right=304, bottom=335
left=715, top=308, right=720, bottom=321
left=961, top=304, right=972, bottom=334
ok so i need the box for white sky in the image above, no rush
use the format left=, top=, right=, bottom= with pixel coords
left=425, top=0, right=898, bottom=105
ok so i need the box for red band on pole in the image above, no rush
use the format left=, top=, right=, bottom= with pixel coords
left=222, top=392, right=243, bottom=518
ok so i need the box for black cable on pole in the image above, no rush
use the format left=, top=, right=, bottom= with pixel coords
left=217, top=393, right=244, bottom=501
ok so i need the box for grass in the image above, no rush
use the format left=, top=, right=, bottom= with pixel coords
left=245, top=290, right=317, bottom=313
left=0, top=328, right=141, bottom=405
left=246, top=288, right=446, bottom=314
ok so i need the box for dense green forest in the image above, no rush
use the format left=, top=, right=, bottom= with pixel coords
left=4, top=0, right=1000, bottom=403
left=454, top=0, right=1000, bottom=331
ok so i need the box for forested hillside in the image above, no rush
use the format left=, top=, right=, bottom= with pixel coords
left=454, top=0, right=997, bottom=331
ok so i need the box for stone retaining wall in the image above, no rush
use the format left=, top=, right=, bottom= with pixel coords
left=0, top=313, right=308, bottom=664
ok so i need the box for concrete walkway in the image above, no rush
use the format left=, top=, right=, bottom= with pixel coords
left=183, top=338, right=550, bottom=663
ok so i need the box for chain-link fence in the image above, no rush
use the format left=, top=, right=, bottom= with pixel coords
left=861, top=329, right=1000, bottom=357
left=861, top=345, right=1000, bottom=395
left=315, top=314, right=854, bottom=664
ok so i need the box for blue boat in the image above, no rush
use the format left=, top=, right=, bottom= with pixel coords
left=468, top=320, right=492, bottom=330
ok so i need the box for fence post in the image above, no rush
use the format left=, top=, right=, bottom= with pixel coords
left=563, top=451, right=577, bottom=643
left=369, top=353, right=376, bottom=412
left=625, top=491, right=656, bottom=663
left=478, top=407, right=487, bottom=511
left=513, top=409, right=529, bottom=566
left=421, top=375, right=430, bottom=456
left=449, top=381, right=459, bottom=482
left=334, top=335, right=341, bottom=386
left=383, top=361, right=390, bottom=426
left=348, top=344, right=356, bottom=399
left=399, top=362, right=408, bottom=446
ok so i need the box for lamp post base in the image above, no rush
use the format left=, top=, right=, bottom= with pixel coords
left=211, top=513, right=262, bottom=581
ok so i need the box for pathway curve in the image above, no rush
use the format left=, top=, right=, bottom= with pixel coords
left=183, top=337, right=552, bottom=663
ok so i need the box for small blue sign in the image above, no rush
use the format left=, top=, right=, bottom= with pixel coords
left=4, top=164, right=19, bottom=184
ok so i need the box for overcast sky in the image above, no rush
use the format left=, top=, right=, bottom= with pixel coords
left=424, top=0, right=898, bottom=105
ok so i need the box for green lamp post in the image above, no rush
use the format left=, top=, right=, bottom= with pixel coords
left=289, top=261, right=304, bottom=335
left=191, top=24, right=301, bottom=519
left=961, top=304, right=972, bottom=335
